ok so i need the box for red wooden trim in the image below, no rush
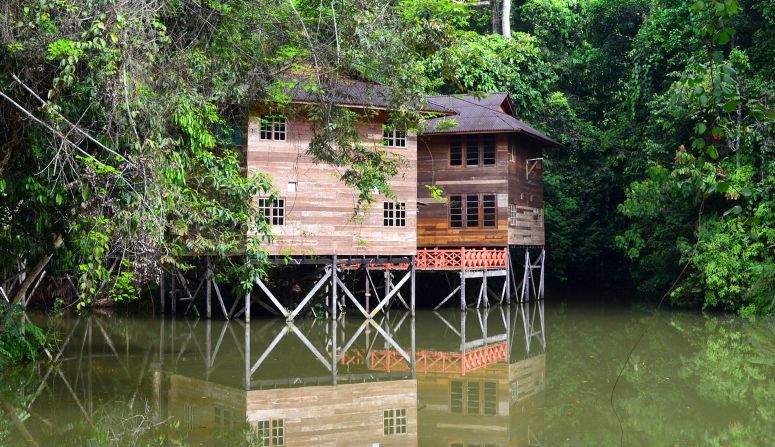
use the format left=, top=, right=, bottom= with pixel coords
left=416, top=248, right=507, bottom=270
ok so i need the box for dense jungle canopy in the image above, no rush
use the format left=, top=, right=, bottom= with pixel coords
left=0, top=0, right=773, bottom=315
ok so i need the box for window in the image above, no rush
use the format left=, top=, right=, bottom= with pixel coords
left=509, top=204, right=518, bottom=226
left=482, top=134, right=496, bottom=165
left=257, top=198, right=285, bottom=225
left=511, top=381, right=519, bottom=401
left=450, top=381, right=497, bottom=416
left=466, top=381, right=480, bottom=414
left=466, top=195, right=479, bottom=227
left=259, top=114, right=286, bottom=141
left=383, top=202, right=406, bottom=227
left=483, top=381, right=497, bottom=415
left=256, top=419, right=284, bottom=446
left=383, top=408, right=407, bottom=435
left=534, top=208, right=544, bottom=228
left=450, top=194, right=497, bottom=228
left=482, top=194, right=496, bottom=227
left=508, top=134, right=518, bottom=162
left=449, top=195, right=463, bottom=228
left=451, top=380, right=464, bottom=413
left=383, top=123, right=406, bottom=147
left=465, top=135, right=479, bottom=166
left=214, top=406, right=237, bottom=428
left=450, top=135, right=463, bottom=166
left=287, top=181, right=297, bottom=193
left=183, top=404, right=195, bottom=431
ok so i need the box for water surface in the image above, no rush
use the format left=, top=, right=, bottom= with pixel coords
left=2, top=301, right=774, bottom=446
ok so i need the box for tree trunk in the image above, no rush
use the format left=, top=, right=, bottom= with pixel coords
left=12, top=234, right=63, bottom=307
left=491, top=0, right=501, bottom=35
left=502, top=0, right=512, bottom=38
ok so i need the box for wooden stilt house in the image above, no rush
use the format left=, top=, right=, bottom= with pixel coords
left=247, top=81, right=448, bottom=257
left=417, top=93, right=562, bottom=248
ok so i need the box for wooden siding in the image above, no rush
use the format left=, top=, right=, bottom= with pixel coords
left=417, top=133, right=510, bottom=248
left=246, top=380, right=418, bottom=446
left=247, top=109, right=417, bottom=256
left=416, top=355, right=546, bottom=447
left=507, top=135, right=545, bottom=246
left=417, top=132, right=546, bottom=248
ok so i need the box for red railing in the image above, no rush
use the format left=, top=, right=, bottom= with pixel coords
left=340, top=343, right=508, bottom=376
left=416, top=248, right=508, bottom=270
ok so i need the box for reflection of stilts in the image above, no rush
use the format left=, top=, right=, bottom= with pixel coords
left=242, top=313, right=414, bottom=389
left=513, top=300, right=545, bottom=356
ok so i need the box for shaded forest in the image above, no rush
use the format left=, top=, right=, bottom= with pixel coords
left=0, top=0, right=773, bottom=317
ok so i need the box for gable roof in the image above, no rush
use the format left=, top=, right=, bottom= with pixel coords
left=420, top=93, right=562, bottom=148
left=285, top=79, right=453, bottom=114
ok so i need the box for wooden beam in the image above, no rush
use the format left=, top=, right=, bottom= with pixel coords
left=336, top=277, right=369, bottom=319
left=212, top=279, right=228, bottom=319
left=254, top=276, right=289, bottom=318
left=433, top=285, right=461, bottom=310
left=369, top=270, right=411, bottom=319
left=287, top=268, right=332, bottom=320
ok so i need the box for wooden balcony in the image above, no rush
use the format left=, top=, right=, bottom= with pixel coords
left=416, top=248, right=508, bottom=271
left=340, top=343, right=509, bottom=375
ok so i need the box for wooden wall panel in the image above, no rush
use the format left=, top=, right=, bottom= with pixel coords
left=246, top=380, right=418, bottom=446
left=247, top=109, right=417, bottom=256
left=417, top=132, right=546, bottom=248
left=417, top=134, right=510, bottom=248
left=508, top=135, right=545, bottom=246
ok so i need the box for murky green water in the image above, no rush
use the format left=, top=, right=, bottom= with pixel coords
left=2, top=301, right=774, bottom=446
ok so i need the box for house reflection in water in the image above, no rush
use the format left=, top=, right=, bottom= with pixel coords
left=25, top=303, right=544, bottom=446
left=163, top=302, right=545, bottom=446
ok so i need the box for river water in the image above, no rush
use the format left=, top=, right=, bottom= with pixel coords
left=2, top=300, right=774, bottom=446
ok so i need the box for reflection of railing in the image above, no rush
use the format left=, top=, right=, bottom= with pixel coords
left=416, top=248, right=508, bottom=270
left=341, top=342, right=508, bottom=375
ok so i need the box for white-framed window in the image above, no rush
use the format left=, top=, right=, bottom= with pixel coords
left=259, top=114, right=286, bottom=141
left=257, top=197, right=285, bottom=225
left=534, top=208, right=544, bottom=228
left=383, top=202, right=406, bottom=227
left=383, top=123, right=406, bottom=147
left=508, top=134, right=518, bottom=162
left=183, top=404, right=195, bottom=431
left=383, top=408, right=407, bottom=435
left=256, top=419, right=284, bottom=446
left=509, top=204, right=518, bottom=226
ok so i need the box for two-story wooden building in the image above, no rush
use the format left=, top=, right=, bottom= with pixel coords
left=417, top=93, right=562, bottom=249
left=239, top=86, right=559, bottom=318
left=247, top=81, right=448, bottom=257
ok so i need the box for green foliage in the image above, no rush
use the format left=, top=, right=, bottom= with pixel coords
left=0, top=303, right=46, bottom=369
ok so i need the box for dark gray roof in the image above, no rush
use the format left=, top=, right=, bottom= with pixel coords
left=285, top=79, right=452, bottom=113
left=420, top=93, right=562, bottom=148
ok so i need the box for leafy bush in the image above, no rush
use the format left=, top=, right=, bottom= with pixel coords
left=0, top=303, right=46, bottom=369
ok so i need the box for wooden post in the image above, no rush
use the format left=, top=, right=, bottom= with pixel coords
left=505, top=248, right=511, bottom=304
left=244, top=319, right=251, bottom=390
left=171, top=271, right=177, bottom=315
left=365, top=268, right=371, bottom=313
left=331, top=256, right=338, bottom=320
left=460, top=270, right=466, bottom=310
left=205, top=319, right=211, bottom=379
left=160, top=271, right=165, bottom=314
left=206, top=258, right=212, bottom=319
left=483, top=270, right=488, bottom=307
left=410, top=257, right=416, bottom=316
left=245, top=291, right=251, bottom=323
left=539, top=248, right=546, bottom=299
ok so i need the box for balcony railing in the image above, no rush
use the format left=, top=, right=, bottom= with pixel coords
left=416, top=248, right=508, bottom=270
